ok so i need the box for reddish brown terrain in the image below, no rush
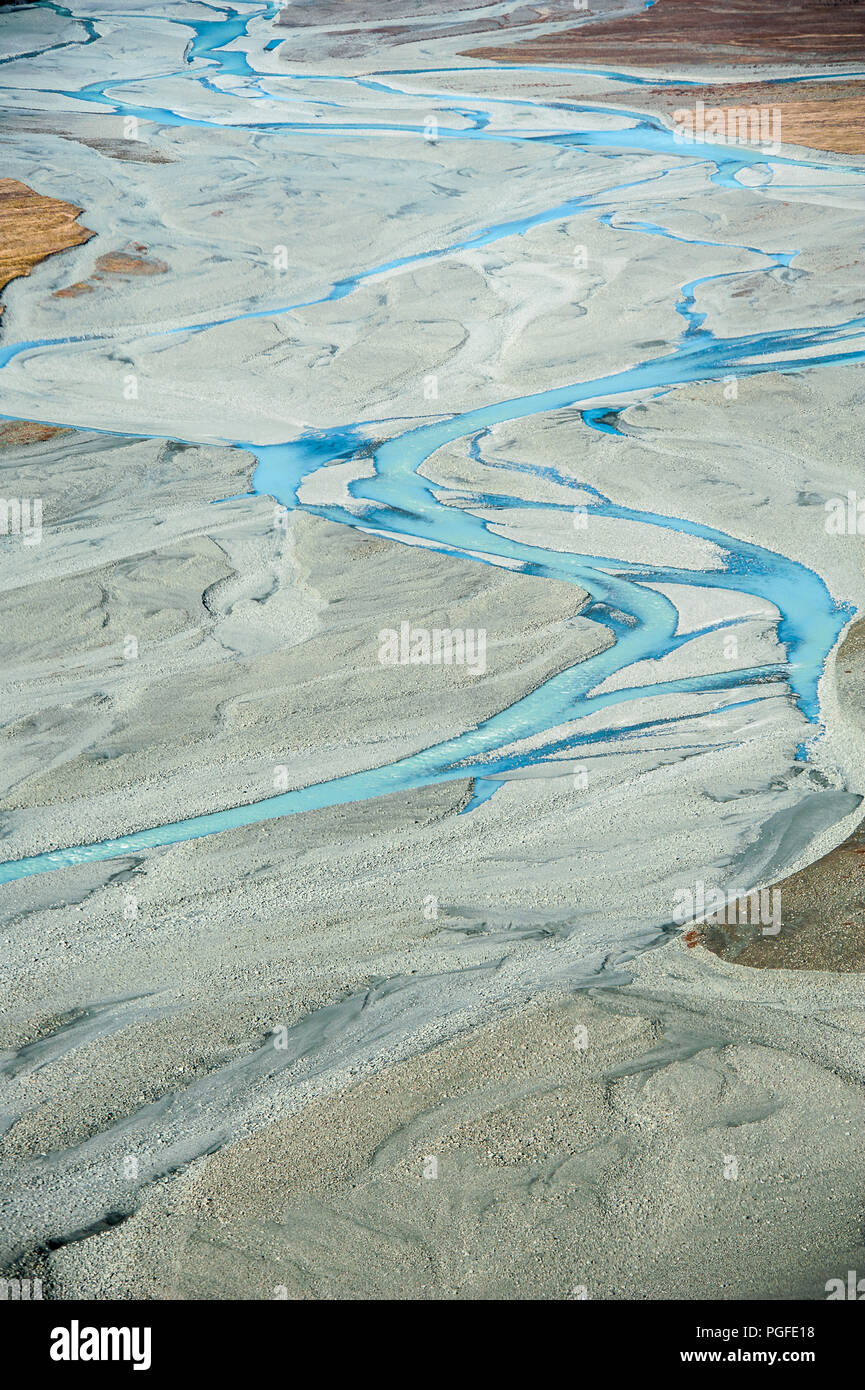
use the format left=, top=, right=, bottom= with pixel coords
left=0, top=177, right=93, bottom=316
left=468, top=0, right=865, bottom=69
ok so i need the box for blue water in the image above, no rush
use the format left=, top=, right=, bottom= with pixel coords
left=0, top=0, right=860, bottom=883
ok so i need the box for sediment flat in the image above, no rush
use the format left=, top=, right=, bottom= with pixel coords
left=1, top=0, right=865, bottom=1303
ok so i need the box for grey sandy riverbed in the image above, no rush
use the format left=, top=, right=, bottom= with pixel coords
left=2, top=0, right=865, bottom=1301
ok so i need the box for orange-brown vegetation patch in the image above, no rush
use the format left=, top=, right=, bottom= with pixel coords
left=53, top=243, right=168, bottom=297
left=0, top=420, right=72, bottom=447
left=94, top=249, right=168, bottom=276
left=0, top=177, right=93, bottom=315
left=659, top=79, right=865, bottom=154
